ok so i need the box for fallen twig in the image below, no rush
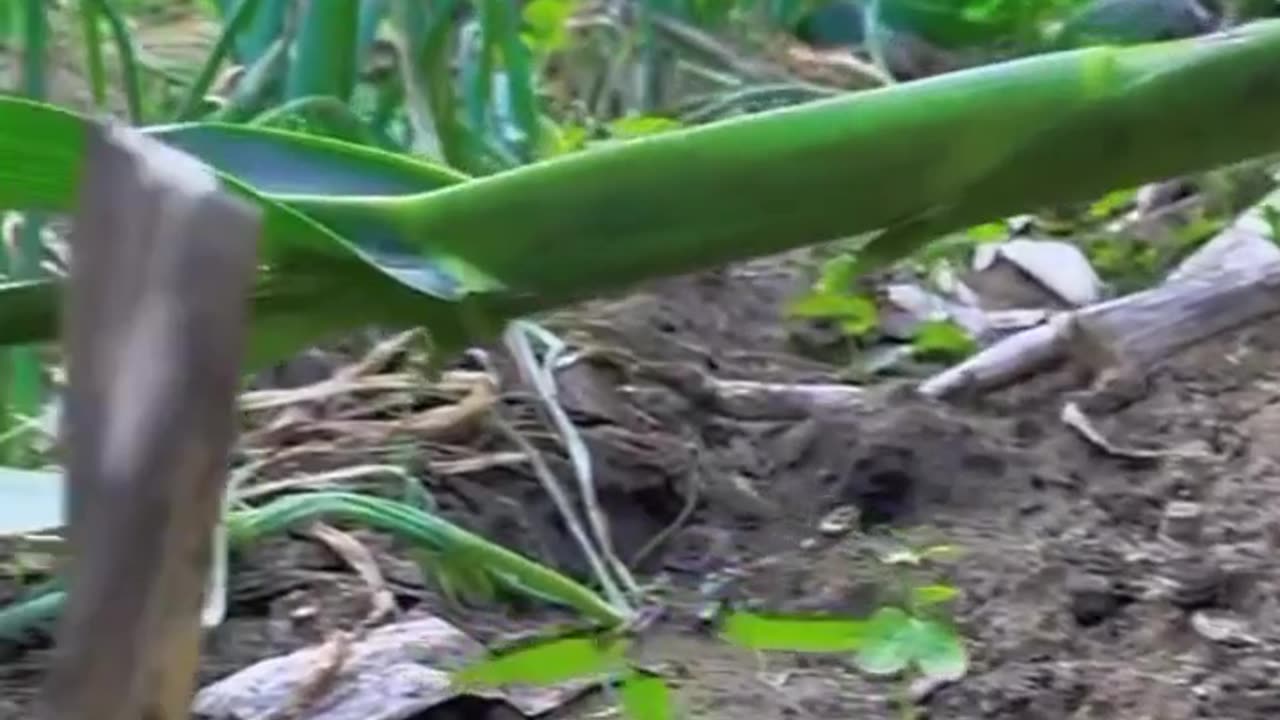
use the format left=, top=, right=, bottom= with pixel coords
left=919, top=185, right=1280, bottom=400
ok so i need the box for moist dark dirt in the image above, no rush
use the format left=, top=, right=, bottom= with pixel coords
left=6, top=251, right=1280, bottom=719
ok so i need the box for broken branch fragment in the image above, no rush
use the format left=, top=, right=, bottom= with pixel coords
left=40, top=121, right=259, bottom=720
left=920, top=185, right=1280, bottom=399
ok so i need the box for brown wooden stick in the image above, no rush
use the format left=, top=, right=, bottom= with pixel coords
left=40, top=120, right=259, bottom=720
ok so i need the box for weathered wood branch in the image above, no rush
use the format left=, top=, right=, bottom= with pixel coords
left=40, top=122, right=259, bottom=720
left=920, top=184, right=1280, bottom=399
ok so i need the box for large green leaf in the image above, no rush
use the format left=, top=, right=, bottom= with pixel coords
left=0, top=97, right=496, bottom=369
left=0, top=21, right=1278, bottom=369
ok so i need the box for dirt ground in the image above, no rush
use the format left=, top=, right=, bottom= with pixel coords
left=5, top=249, right=1280, bottom=719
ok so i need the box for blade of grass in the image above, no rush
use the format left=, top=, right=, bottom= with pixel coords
left=214, top=0, right=288, bottom=65
left=286, top=0, right=359, bottom=102
left=481, top=0, right=540, bottom=162
left=78, top=0, right=107, bottom=108
left=95, top=0, right=144, bottom=123
left=176, top=0, right=267, bottom=120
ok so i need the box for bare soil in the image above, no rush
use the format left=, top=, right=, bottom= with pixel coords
left=5, top=251, right=1280, bottom=719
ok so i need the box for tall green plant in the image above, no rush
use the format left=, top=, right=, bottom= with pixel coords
left=1, top=22, right=1279, bottom=370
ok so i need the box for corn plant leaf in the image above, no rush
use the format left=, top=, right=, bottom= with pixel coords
left=619, top=670, right=675, bottom=720
left=481, top=0, right=540, bottom=161
left=718, top=610, right=869, bottom=652
left=0, top=466, right=63, bottom=535
left=285, top=0, right=359, bottom=102
left=0, top=97, right=504, bottom=368
left=149, top=122, right=468, bottom=196
left=452, top=632, right=630, bottom=688
left=0, top=21, right=1278, bottom=370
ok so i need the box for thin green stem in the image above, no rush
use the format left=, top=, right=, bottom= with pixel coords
left=176, top=0, right=266, bottom=120
left=96, top=0, right=145, bottom=124
left=78, top=0, right=108, bottom=108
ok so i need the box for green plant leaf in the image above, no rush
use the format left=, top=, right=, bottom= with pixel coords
left=911, top=319, right=977, bottom=361
left=522, top=0, right=577, bottom=54
left=853, top=607, right=968, bottom=680
left=227, top=491, right=625, bottom=625
left=911, top=583, right=960, bottom=607
left=911, top=617, right=968, bottom=681
left=608, top=115, right=683, bottom=139
left=286, top=0, right=359, bottom=102
left=853, top=606, right=915, bottom=676
left=3, top=20, right=1280, bottom=373
left=718, top=610, right=869, bottom=652
left=787, top=292, right=878, bottom=322
left=0, top=466, right=62, bottom=535
left=453, top=631, right=630, bottom=688
left=619, top=670, right=675, bottom=720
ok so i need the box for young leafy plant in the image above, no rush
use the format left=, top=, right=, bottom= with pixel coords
left=707, top=536, right=967, bottom=720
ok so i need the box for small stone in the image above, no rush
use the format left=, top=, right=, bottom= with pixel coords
left=1190, top=610, right=1256, bottom=646
left=818, top=505, right=861, bottom=536
left=1160, top=501, right=1204, bottom=544
left=1067, top=572, right=1120, bottom=626
left=1164, top=556, right=1223, bottom=610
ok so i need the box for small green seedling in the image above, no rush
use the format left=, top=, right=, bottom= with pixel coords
left=910, top=319, right=977, bottom=362
left=712, top=538, right=968, bottom=720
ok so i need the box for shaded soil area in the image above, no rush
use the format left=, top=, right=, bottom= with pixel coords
left=6, top=251, right=1280, bottom=719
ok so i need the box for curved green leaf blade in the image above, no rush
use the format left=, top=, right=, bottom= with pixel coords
left=148, top=121, right=467, bottom=196
left=719, top=610, right=869, bottom=652
left=286, top=0, right=359, bottom=102
left=453, top=632, right=630, bottom=688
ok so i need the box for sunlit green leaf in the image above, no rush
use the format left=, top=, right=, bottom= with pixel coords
left=619, top=670, right=675, bottom=720
left=965, top=221, right=1008, bottom=242
left=609, top=115, right=683, bottom=139
left=719, top=610, right=869, bottom=652
left=522, top=0, right=577, bottom=54
left=911, top=319, right=977, bottom=361
left=1087, top=186, right=1137, bottom=218
left=787, top=292, right=878, bottom=325
left=911, top=583, right=960, bottom=607
left=453, top=632, right=630, bottom=688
